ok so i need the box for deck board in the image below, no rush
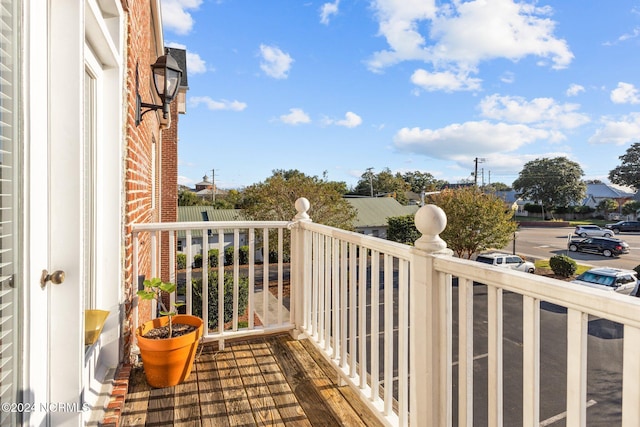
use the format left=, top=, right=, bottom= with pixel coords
left=232, top=342, right=283, bottom=425
left=251, top=340, right=311, bottom=426
left=196, top=348, right=231, bottom=427
left=120, top=333, right=382, bottom=426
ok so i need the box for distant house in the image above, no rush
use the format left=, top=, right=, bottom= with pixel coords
left=582, top=183, right=636, bottom=212
left=193, top=174, right=226, bottom=201
left=494, top=190, right=526, bottom=214
left=177, top=206, right=249, bottom=255
left=345, top=197, right=420, bottom=239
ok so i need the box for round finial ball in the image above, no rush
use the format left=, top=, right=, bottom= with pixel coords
left=414, top=204, right=447, bottom=236
left=295, top=197, right=310, bottom=214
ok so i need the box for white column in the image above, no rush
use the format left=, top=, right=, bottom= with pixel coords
left=410, top=204, right=453, bottom=427
left=289, top=197, right=311, bottom=339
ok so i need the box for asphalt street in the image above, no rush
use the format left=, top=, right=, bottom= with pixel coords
left=504, top=226, right=640, bottom=271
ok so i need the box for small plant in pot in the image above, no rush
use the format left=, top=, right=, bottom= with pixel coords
left=136, top=277, right=203, bottom=388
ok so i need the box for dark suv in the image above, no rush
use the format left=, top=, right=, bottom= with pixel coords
left=605, top=220, right=640, bottom=234
left=568, top=236, right=630, bottom=257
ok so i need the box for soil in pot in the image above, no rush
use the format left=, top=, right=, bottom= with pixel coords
left=142, top=323, right=197, bottom=339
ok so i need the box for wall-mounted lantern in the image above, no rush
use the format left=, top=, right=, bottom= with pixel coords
left=136, top=50, right=183, bottom=126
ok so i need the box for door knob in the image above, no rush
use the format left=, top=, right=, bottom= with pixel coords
left=40, top=269, right=65, bottom=288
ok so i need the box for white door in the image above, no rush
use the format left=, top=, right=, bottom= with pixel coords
left=22, top=2, right=85, bottom=426
left=21, top=1, right=123, bottom=424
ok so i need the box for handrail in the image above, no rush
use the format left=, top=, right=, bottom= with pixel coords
left=131, top=198, right=640, bottom=427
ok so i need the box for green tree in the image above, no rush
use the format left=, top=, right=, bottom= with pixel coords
left=387, top=215, right=420, bottom=245
left=222, top=189, right=242, bottom=208
left=512, top=157, right=586, bottom=217
left=609, top=142, right=640, bottom=188
left=431, top=188, right=518, bottom=258
left=400, top=171, right=447, bottom=193
left=240, top=169, right=356, bottom=229
left=484, top=182, right=512, bottom=192
left=597, top=198, right=618, bottom=216
left=178, top=189, right=200, bottom=206
left=622, top=200, right=640, bottom=216
left=353, top=168, right=411, bottom=204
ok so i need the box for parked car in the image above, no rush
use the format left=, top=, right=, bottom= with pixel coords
left=571, top=267, right=639, bottom=295
left=568, top=236, right=630, bottom=257
left=605, top=220, right=640, bottom=234
left=475, top=252, right=535, bottom=273
left=574, top=225, right=614, bottom=238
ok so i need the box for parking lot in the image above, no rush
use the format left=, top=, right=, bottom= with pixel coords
left=506, top=226, right=640, bottom=270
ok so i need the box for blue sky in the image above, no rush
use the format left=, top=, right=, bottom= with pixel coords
left=163, top=0, right=640, bottom=190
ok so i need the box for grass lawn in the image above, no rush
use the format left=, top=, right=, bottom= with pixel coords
left=534, top=259, right=591, bottom=280
left=515, top=216, right=610, bottom=227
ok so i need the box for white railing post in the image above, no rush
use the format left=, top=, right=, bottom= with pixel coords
left=290, top=197, right=311, bottom=339
left=411, top=204, right=453, bottom=427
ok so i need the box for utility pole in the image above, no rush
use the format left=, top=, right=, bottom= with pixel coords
left=211, top=168, right=216, bottom=205
left=474, top=157, right=486, bottom=186
left=366, top=167, right=374, bottom=197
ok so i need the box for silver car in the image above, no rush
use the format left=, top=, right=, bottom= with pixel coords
left=571, top=267, right=639, bottom=295
left=574, top=225, right=614, bottom=238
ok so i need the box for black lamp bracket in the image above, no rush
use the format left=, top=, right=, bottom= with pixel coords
left=135, top=63, right=165, bottom=126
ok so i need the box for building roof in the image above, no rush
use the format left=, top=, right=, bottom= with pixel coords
left=178, top=207, right=246, bottom=222
left=345, top=197, right=419, bottom=228
left=585, top=182, right=635, bottom=199
left=166, top=47, right=188, bottom=88
left=177, top=207, right=246, bottom=237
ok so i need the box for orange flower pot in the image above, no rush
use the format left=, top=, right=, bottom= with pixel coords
left=136, top=314, right=204, bottom=388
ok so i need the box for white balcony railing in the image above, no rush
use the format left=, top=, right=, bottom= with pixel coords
left=132, top=198, right=640, bottom=427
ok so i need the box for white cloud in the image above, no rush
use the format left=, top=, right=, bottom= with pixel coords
left=500, top=71, right=515, bottom=84
left=166, top=42, right=208, bottom=74
left=280, top=108, right=311, bottom=125
left=178, top=175, right=195, bottom=186
left=186, top=52, right=207, bottom=74
left=394, top=121, right=550, bottom=160
left=161, top=0, right=202, bottom=35
left=259, top=44, right=294, bottom=79
left=611, top=82, right=640, bottom=104
left=566, top=84, right=585, bottom=97
left=189, top=96, right=247, bottom=111
left=589, top=113, right=640, bottom=145
left=411, top=69, right=481, bottom=92
left=604, top=27, right=640, bottom=45
left=320, top=0, right=340, bottom=25
left=478, top=94, right=590, bottom=129
left=324, top=111, right=362, bottom=128
left=367, top=0, right=572, bottom=91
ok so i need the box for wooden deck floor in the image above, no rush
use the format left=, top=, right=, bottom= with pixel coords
left=120, top=334, right=383, bottom=426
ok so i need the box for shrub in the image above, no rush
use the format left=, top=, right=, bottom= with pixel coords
left=269, top=250, right=290, bottom=263
left=191, top=270, right=249, bottom=330
left=524, top=203, right=543, bottom=214
left=193, top=254, right=202, bottom=268
left=208, top=249, right=219, bottom=267
left=549, top=255, right=577, bottom=278
left=239, top=246, right=249, bottom=265
left=177, top=253, right=187, bottom=270
left=224, top=246, right=234, bottom=266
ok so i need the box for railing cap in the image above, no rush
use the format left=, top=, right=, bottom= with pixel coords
left=414, top=204, right=451, bottom=254
left=294, top=197, right=311, bottom=221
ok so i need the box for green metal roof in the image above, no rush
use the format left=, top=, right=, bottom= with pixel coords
left=178, top=206, right=246, bottom=223
left=345, top=198, right=419, bottom=228
left=176, top=207, right=248, bottom=237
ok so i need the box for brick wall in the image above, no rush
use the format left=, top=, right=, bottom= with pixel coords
left=160, top=99, right=179, bottom=283
left=121, top=0, right=163, bottom=363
